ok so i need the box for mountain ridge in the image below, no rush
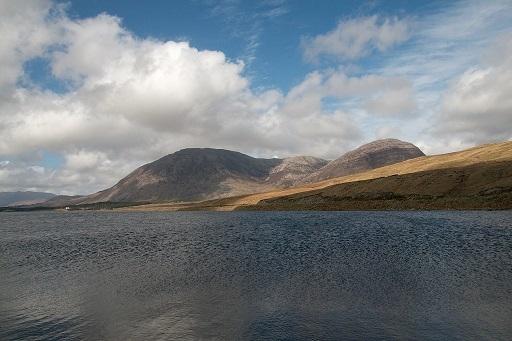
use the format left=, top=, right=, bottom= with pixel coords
left=75, top=139, right=422, bottom=204
left=32, top=138, right=425, bottom=207
left=114, top=140, right=512, bottom=211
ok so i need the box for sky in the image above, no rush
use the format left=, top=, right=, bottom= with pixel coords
left=1, top=0, right=512, bottom=195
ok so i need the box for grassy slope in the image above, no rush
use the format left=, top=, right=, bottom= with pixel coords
left=248, top=161, right=512, bottom=210
left=117, top=141, right=512, bottom=211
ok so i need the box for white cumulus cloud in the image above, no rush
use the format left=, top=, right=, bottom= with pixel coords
left=0, top=0, right=372, bottom=194
left=1, top=0, right=511, bottom=194
left=431, top=33, right=512, bottom=147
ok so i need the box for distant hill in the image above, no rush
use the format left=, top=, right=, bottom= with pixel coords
left=40, top=195, right=86, bottom=208
left=0, top=191, right=56, bottom=207
left=300, top=139, right=425, bottom=183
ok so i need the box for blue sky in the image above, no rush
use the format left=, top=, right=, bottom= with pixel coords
left=1, top=0, right=512, bottom=194
left=52, top=0, right=439, bottom=91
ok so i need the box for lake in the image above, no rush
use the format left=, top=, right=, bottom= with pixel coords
left=1, top=211, right=511, bottom=340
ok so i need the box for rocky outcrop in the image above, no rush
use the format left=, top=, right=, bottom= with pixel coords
left=267, top=156, right=328, bottom=187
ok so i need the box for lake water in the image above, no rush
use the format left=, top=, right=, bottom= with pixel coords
left=0, top=211, right=511, bottom=340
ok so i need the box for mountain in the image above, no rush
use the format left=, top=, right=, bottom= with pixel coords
left=0, top=191, right=56, bottom=207
left=300, top=139, right=425, bottom=184
left=142, top=140, right=510, bottom=211
left=75, top=148, right=328, bottom=204
left=35, top=139, right=423, bottom=207
left=77, top=140, right=421, bottom=204
left=80, top=148, right=281, bottom=203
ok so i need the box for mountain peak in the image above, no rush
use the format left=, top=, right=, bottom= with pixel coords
left=301, top=139, right=425, bottom=183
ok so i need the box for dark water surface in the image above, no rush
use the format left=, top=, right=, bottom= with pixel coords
left=1, top=211, right=511, bottom=340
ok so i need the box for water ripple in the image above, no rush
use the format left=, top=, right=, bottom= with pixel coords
left=1, top=211, right=511, bottom=340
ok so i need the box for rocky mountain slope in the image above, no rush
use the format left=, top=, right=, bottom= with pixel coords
left=266, top=156, right=328, bottom=187
left=301, top=139, right=424, bottom=184
left=81, top=148, right=281, bottom=203
left=76, top=148, right=329, bottom=204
